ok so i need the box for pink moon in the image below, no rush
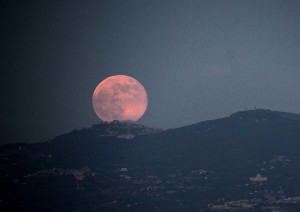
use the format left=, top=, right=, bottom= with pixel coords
left=92, top=75, right=148, bottom=122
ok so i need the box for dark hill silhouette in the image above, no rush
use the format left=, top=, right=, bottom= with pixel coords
left=1, top=109, right=300, bottom=211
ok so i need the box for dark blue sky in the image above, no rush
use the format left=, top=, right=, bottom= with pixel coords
left=1, top=0, right=300, bottom=143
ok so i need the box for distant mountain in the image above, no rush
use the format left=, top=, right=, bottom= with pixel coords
left=1, top=109, right=300, bottom=211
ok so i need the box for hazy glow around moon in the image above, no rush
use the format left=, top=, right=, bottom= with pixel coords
left=92, top=75, right=148, bottom=122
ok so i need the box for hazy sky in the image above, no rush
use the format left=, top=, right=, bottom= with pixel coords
left=1, top=0, right=300, bottom=143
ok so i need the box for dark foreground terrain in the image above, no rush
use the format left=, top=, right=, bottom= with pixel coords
left=1, top=109, right=300, bottom=211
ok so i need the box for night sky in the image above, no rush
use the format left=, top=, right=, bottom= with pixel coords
left=1, top=0, right=300, bottom=144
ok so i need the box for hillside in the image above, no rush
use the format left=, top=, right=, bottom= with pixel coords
left=1, top=109, right=300, bottom=211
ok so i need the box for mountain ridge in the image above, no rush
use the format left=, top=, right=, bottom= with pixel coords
left=1, top=109, right=300, bottom=211
left=49, top=109, right=300, bottom=145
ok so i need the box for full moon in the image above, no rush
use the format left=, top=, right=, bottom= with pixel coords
left=92, top=75, right=148, bottom=122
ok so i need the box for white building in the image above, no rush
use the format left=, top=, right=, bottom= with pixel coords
left=250, top=174, right=268, bottom=182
